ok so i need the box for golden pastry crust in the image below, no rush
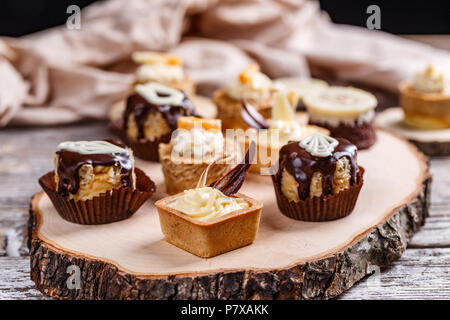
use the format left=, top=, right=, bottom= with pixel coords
left=155, top=192, right=262, bottom=258
left=126, top=112, right=171, bottom=141
left=213, top=89, right=272, bottom=130
left=158, top=141, right=236, bottom=195
left=399, top=82, right=450, bottom=129
left=280, top=157, right=351, bottom=202
left=54, top=155, right=136, bottom=201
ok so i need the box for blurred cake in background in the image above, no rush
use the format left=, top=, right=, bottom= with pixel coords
left=214, top=64, right=275, bottom=129
left=304, top=86, right=377, bottom=150
left=273, top=77, right=329, bottom=110
left=111, top=82, right=196, bottom=161
left=132, top=51, right=195, bottom=97
left=399, top=64, right=450, bottom=129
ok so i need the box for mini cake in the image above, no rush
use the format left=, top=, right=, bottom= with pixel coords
left=240, top=91, right=328, bottom=174
left=399, top=64, right=450, bottom=129
left=158, top=116, right=237, bottom=194
left=304, top=86, right=377, bottom=149
left=132, top=51, right=195, bottom=97
left=272, top=133, right=364, bottom=221
left=273, top=77, right=329, bottom=110
left=39, top=140, right=155, bottom=224
left=110, top=82, right=196, bottom=161
left=213, top=64, right=275, bottom=129
left=155, top=144, right=262, bottom=258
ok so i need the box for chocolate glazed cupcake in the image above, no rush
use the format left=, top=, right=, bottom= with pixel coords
left=39, top=140, right=155, bottom=225
left=110, top=82, right=196, bottom=161
left=304, top=86, right=377, bottom=150
left=272, top=133, right=364, bottom=221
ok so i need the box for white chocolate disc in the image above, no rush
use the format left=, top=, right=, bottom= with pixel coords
left=299, top=132, right=339, bottom=157
left=303, top=86, right=377, bottom=117
left=57, top=141, right=125, bottom=155
left=273, top=77, right=329, bottom=98
left=135, top=82, right=184, bottom=106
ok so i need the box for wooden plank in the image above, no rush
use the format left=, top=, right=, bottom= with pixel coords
left=339, top=248, right=450, bottom=300
left=0, top=257, right=49, bottom=300
left=2, top=248, right=450, bottom=300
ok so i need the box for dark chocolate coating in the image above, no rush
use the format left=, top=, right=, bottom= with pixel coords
left=123, top=92, right=195, bottom=140
left=274, top=138, right=358, bottom=200
left=56, top=140, right=133, bottom=196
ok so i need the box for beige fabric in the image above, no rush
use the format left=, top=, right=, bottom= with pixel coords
left=1, top=0, right=450, bottom=126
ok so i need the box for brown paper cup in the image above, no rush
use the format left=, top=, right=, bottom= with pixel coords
left=272, top=167, right=364, bottom=222
left=108, top=119, right=171, bottom=162
left=39, top=167, right=155, bottom=225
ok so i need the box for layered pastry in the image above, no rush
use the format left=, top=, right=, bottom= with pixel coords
left=110, top=82, right=196, bottom=161
left=304, top=86, right=377, bottom=149
left=38, top=140, right=155, bottom=224
left=159, top=116, right=238, bottom=194
left=399, top=64, right=450, bottom=129
left=132, top=51, right=195, bottom=97
left=155, top=144, right=262, bottom=258
left=213, top=64, right=275, bottom=129
left=273, top=77, right=329, bottom=110
left=240, top=91, right=328, bottom=174
left=272, top=133, right=364, bottom=221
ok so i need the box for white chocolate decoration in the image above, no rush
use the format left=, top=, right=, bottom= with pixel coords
left=135, top=82, right=184, bottom=106
left=299, top=133, right=339, bottom=157
left=168, top=187, right=249, bottom=222
left=268, top=91, right=303, bottom=142
left=413, top=65, right=446, bottom=93
left=57, top=141, right=125, bottom=155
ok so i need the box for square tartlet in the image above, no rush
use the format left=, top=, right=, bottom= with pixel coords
left=155, top=193, right=262, bottom=258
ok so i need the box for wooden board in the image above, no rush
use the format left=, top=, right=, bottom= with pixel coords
left=376, top=107, right=450, bottom=156
left=29, top=130, right=431, bottom=300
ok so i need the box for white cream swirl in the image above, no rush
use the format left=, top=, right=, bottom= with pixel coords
left=227, top=71, right=273, bottom=101
left=171, top=128, right=224, bottom=161
left=413, top=65, right=446, bottom=93
left=168, top=187, right=249, bottom=222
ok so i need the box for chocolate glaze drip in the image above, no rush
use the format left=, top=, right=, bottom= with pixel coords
left=275, top=138, right=358, bottom=200
left=124, top=92, right=195, bottom=140
left=56, top=139, right=133, bottom=196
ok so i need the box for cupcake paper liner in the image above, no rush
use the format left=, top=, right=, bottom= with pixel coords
left=39, top=167, right=155, bottom=225
left=108, top=119, right=171, bottom=161
left=272, top=167, right=364, bottom=222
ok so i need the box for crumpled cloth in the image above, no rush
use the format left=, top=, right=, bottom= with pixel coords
left=1, top=0, right=450, bottom=126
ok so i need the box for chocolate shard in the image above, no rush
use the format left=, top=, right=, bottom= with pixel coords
left=210, top=141, right=256, bottom=196
left=240, top=99, right=269, bottom=129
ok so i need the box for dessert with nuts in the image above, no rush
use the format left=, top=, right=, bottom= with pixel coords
left=304, top=86, right=377, bottom=149
left=399, top=64, right=450, bottom=129
left=132, top=51, right=195, bottom=97
left=272, top=133, right=364, bottom=221
left=155, top=143, right=262, bottom=258
left=110, top=82, right=196, bottom=161
left=159, top=116, right=238, bottom=194
left=39, top=140, right=155, bottom=224
left=239, top=91, right=328, bottom=174
left=213, top=64, right=275, bottom=129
